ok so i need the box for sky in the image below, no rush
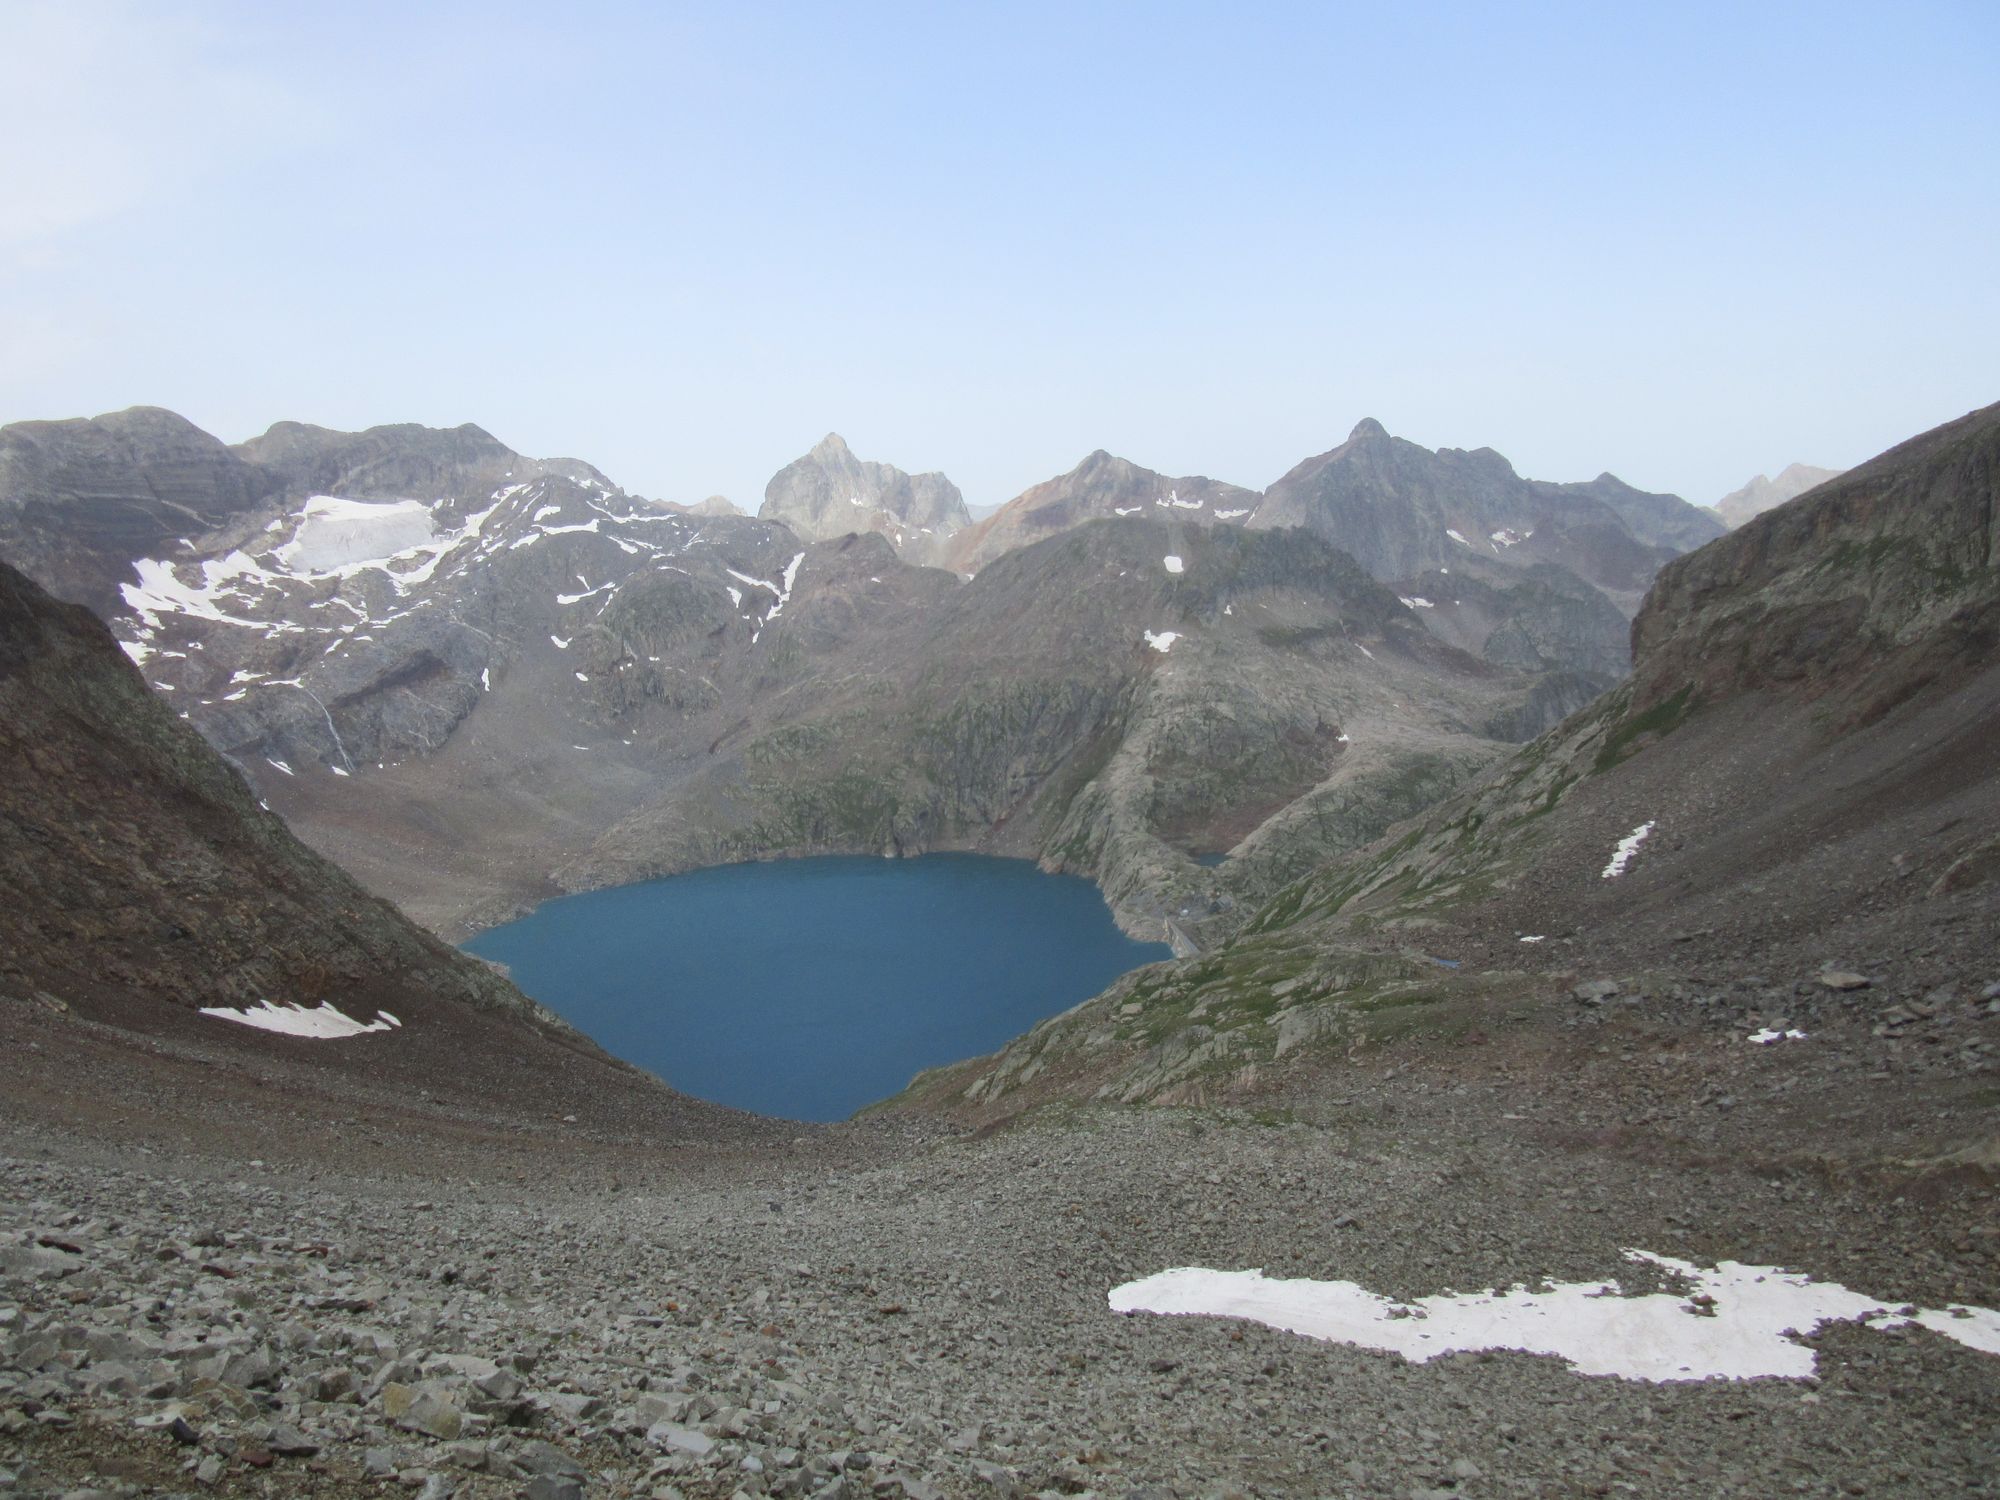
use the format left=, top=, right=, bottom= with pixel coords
left=2, top=1, right=1995, bottom=511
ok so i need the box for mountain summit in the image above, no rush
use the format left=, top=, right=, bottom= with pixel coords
left=759, top=433, right=970, bottom=566
left=1710, top=462, right=1844, bottom=528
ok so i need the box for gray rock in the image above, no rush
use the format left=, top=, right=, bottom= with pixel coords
left=516, top=1441, right=587, bottom=1479
left=649, top=1419, right=715, bottom=1456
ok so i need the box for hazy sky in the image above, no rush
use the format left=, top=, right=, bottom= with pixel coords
left=3, top=1, right=1995, bottom=510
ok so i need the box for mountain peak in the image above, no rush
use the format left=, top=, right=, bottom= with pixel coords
left=812, top=432, right=852, bottom=459
left=1348, top=417, right=1390, bottom=443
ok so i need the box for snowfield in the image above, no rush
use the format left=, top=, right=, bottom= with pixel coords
left=1110, top=1251, right=2000, bottom=1382
left=277, top=496, right=435, bottom=573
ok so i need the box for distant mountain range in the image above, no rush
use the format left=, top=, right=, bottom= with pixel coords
left=1709, top=463, right=1845, bottom=528
left=0, top=406, right=1739, bottom=949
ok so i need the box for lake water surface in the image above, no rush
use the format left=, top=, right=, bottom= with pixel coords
left=464, top=854, right=1171, bottom=1121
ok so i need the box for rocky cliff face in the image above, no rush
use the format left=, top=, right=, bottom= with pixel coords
left=759, top=433, right=970, bottom=566
left=0, top=407, right=278, bottom=615
left=1633, top=404, right=1997, bottom=721
left=945, top=451, right=1259, bottom=575
left=1711, top=462, right=1844, bottom=528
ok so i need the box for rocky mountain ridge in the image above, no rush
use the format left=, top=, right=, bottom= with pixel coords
left=945, top=451, right=1259, bottom=576
left=0, top=407, right=1623, bottom=951
left=904, top=401, right=2000, bottom=1121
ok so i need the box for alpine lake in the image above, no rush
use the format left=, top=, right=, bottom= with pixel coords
left=464, top=854, right=1172, bottom=1121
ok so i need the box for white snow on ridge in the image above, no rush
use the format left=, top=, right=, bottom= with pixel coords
left=199, top=1000, right=403, bottom=1040
left=1602, top=820, right=1656, bottom=878
left=1143, top=630, right=1179, bottom=653
left=1163, top=555, right=1185, bottom=575
left=1213, top=508, right=1251, bottom=521
left=1109, top=1251, right=2000, bottom=1383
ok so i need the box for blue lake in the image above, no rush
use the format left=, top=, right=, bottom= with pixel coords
left=463, top=854, right=1172, bottom=1121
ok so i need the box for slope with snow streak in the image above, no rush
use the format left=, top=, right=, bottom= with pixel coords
left=1110, top=1251, right=2000, bottom=1382
left=197, top=1000, right=403, bottom=1039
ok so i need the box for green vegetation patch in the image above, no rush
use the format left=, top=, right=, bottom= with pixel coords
left=1593, top=685, right=1695, bottom=774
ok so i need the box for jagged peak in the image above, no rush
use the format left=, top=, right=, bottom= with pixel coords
left=810, top=432, right=853, bottom=460
left=1348, top=417, right=1390, bottom=443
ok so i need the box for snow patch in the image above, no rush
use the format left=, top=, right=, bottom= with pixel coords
left=1163, top=555, right=1185, bottom=575
left=1519, top=935, right=1546, bottom=944
left=199, top=1000, right=402, bottom=1040
left=1399, top=596, right=1435, bottom=610
left=1110, top=1251, right=2000, bottom=1382
left=266, top=758, right=293, bottom=776
left=1113, top=506, right=1143, bottom=517
left=1446, top=528, right=1471, bottom=547
left=1213, top=508, right=1251, bottom=520
left=1749, top=1028, right=1808, bottom=1044
left=1144, top=630, right=1180, bottom=653
left=1602, top=821, right=1656, bottom=879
